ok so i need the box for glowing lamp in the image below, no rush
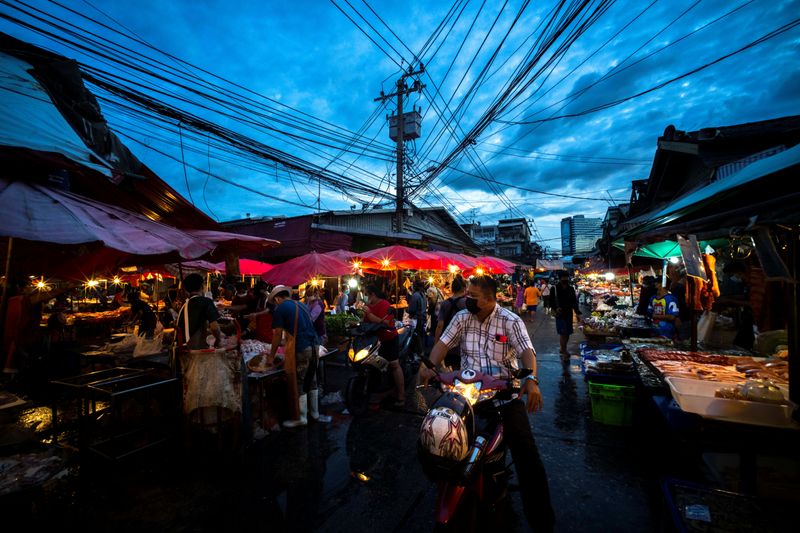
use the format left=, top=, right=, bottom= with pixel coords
left=310, top=278, right=320, bottom=287
left=381, top=258, right=391, bottom=268
left=347, top=278, right=358, bottom=289
left=669, top=256, right=681, bottom=264
left=86, top=279, right=99, bottom=287
left=352, top=260, right=361, bottom=270
left=112, top=276, right=121, bottom=284
left=475, top=267, right=485, bottom=276
left=353, top=472, right=370, bottom=482
left=604, top=272, right=615, bottom=281
left=448, top=264, right=458, bottom=274
left=427, top=276, right=434, bottom=284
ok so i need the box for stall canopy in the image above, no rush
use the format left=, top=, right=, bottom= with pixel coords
left=213, top=259, right=273, bottom=276
left=475, top=256, right=516, bottom=274
left=537, top=259, right=564, bottom=271
left=183, top=229, right=279, bottom=255
left=431, top=251, right=479, bottom=271
left=360, top=245, right=443, bottom=271
left=0, top=178, right=213, bottom=260
left=613, top=238, right=729, bottom=260
left=261, top=251, right=354, bottom=286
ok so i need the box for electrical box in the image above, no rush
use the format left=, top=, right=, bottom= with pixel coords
left=388, top=109, right=422, bottom=141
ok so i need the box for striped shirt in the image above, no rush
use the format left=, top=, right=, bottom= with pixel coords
left=440, top=304, right=535, bottom=377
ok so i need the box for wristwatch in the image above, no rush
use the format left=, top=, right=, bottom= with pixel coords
left=521, top=374, right=539, bottom=385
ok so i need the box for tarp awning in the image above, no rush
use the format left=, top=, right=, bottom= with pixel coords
left=621, top=144, right=800, bottom=237
left=613, top=238, right=729, bottom=260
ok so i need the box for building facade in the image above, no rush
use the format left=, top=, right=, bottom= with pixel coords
left=462, top=218, right=540, bottom=264
left=561, top=215, right=602, bottom=256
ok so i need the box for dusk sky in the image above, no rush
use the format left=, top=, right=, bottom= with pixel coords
left=2, top=0, right=798, bottom=254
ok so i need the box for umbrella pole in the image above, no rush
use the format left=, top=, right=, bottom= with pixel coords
left=0, top=237, right=13, bottom=347
left=178, top=263, right=184, bottom=285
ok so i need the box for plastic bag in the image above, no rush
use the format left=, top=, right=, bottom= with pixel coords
left=520, top=303, right=527, bottom=311
left=133, top=332, right=164, bottom=357
left=697, top=311, right=717, bottom=343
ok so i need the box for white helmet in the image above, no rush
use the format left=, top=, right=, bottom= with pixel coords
left=418, top=406, right=470, bottom=461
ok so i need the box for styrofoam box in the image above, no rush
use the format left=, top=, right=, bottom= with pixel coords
left=665, top=377, right=797, bottom=429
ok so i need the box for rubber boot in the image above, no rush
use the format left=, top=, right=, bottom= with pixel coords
left=309, top=389, right=332, bottom=423
left=282, top=394, right=308, bottom=428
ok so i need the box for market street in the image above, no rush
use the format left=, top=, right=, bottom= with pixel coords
left=7, top=310, right=659, bottom=532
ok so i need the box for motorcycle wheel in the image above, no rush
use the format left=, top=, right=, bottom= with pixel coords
left=345, top=374, right=369, bottom=416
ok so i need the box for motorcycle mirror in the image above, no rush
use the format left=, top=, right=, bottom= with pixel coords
left=512, top=368, right=533, bottom=379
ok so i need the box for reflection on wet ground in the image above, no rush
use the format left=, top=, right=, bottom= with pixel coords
left=2, top=311, right=659, bottom=532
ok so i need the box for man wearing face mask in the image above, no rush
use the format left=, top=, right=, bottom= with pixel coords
left=419, top=275, right=555, bottom=532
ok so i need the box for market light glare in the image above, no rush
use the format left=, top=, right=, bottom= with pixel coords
left=448, top=264, right=458, bottom=274
left=86, top=279, right=99, bottom=287
left=112, top=276, right=121, bottom=284
left=347, top=278, right=358, bottom=289
left=381, top=258, right=391, bottom=268
left=669, top=256, right=681, bottom=264
left=475, top=267, right=485, bottom=276
left=604, top=272, right=616, bottom=281
left=310, top=278, right=320, bottom=287
left=427, top=276, right=434, bottom=284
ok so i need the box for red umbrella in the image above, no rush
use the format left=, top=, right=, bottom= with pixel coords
left=360, top=245, right=443, bottom=270
left=261, top=251, right=354, bottom=286
left=475, top=256, right=516, bottom=274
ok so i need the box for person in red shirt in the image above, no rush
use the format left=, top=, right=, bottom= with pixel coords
left=363, top=284, right=403, bottom=407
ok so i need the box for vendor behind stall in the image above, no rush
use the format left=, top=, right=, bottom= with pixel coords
left=647, top=281, right=680, bottom=338
left=177, top=273, right=221, bottom=349
left=716, top=261, right=754, bottom=350
left=129, top=290, right=158, bottom=338
left=636, top=276, right=657, bottom=316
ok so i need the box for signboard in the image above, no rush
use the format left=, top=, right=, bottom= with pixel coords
left=678, top=234, right=708, bottom=280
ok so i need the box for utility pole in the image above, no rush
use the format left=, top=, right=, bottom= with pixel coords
left=375, top=65, right=425, bottom=233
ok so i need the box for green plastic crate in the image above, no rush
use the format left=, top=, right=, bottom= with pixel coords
left=589, top=382, right=635, bottom=426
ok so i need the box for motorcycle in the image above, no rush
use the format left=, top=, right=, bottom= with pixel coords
left=344, top=319, right=420, bottom=415
left=417, top=359, right=531, bottom=530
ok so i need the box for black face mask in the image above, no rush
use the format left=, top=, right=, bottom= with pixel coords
left=465, top=296, right=481, bottom=314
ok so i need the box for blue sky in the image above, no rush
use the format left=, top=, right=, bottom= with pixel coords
left=2, top=0, right=799, bottom=254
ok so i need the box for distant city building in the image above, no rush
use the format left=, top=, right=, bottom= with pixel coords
left=560, top=215, right=602, bottom=256
left=462, top=218, right=541, bottom=263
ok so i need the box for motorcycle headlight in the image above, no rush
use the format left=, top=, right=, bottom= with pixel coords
left=349, top=347, right=371, bottom=362
left=452, top=379, right=482, bottom=406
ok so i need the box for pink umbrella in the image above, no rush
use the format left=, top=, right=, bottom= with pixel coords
left=475, top=256, right=516, bottom=274
left=0, top=178, right=213, bottom=259
left=212, top=258, right=273, bottom=276
left=322, top=249, right=378, bottom=270
left=430, top=251, right=479, bottom=271
left=360, top=245, right=443, bottom=270
left=261, top=251, right=354, bottom=286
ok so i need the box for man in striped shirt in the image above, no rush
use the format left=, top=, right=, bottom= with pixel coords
left=420, top=275, right=555, bottom=532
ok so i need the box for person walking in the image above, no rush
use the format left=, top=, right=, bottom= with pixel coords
left=407, top=280, right=427, bottom=355
left=420, top=275, right=555, bottom=532
left=540, top=280, right=552, bottom=315
left=548, top=272, right=582, bottom=362
left=514, top=280, right=525, bottom=315
left=523, top=282, right=542, bottom=322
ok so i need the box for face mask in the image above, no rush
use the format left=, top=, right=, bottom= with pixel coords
left=465, top=296, right=481, bottom=314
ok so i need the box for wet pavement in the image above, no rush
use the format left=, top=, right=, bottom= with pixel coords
left=3, top=310, right=666, bottom=532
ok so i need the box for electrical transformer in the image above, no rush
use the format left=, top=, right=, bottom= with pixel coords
left=388, top=108, right=422, bottom=141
